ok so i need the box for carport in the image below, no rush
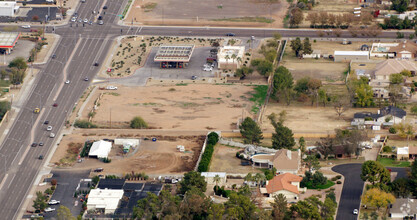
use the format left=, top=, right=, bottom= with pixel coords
left=154, top=45, right=194, bottom=69
left=0, top=32, right=20, bottom=54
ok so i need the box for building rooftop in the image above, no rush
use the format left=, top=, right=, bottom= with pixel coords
left=0, top=32, right=20, bottom=48
left=154, top=45, right=194, bottom=62
left=201, top=172, right=226, bottom=178
left=266, top=173, right=302, bottom=194
left=373, top=59, right=417, bottom=76
left=397, top=147, right=409, bottom=155
left=390, top=198, right=417, bottom=216
left=334, top=51, right=369, bottom=56
left=354, top=106, right=406, bottom=119
left=272, top=149, right=300, bottom=171
left=97, top=179, right=126, bottom=190
left=87, top=189, right=124, bottom=212
left=123, top=182, right=144, bottom=192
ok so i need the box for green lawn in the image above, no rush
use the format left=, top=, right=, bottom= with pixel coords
left=304, top=180, right=335, bottom=190
left=0, top=80, right=10, bottom=87
left=377, top=157, right=410, bottom=167
left=249, top=85, right=268, bottom=114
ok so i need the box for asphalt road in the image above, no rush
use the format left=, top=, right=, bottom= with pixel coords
left=332, top=164, right=364, bottom=220
left=0, top=0, right=415, bottom=219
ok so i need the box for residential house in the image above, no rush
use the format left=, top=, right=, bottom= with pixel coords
left=389, top=198, right=417, bottom=219
left=410, top=146, right=417, bottom=160
left=201, top=172, right=227, bottom=185
left=397, top=147, right=409, bottom=160
left=261, top=173, right=305, bottom=200
left=351, top=106, right=407, bottom=128
left=389, top=41, right=417, bottom=59
left=251, top=149, right=301, bottom=174
left=371, top=59, right=417, bottom=84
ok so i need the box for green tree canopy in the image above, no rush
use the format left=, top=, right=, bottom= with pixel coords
left=179, top=171, right=207, bottom=195
left=355, top=83, right=374, bottom=107
left=251, top=58, right=273, bottom=76
left=303, top=37, right=313, bottom=55
left=239, top=117, right=263, bottom=144
left=361, top=161, right=391, bottom=185
left=8, top=57, right=27, bottom=70
left=57, top=205, right=76, bottom=220
left=290, top=37, right=303, bottom=57
left=391, top=0, right=410, bottom=13
left=273, top=66, right=294, bottom=105
left=130, top=116, right=148, bottom=129
left=390, top=73, right=404, bottom=84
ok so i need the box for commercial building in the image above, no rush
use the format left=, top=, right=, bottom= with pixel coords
left=217, top=46, right=245, bottom=70
left=154, top=45, right=194, bottom=68
left=88, top=140, right=112, bottom=158
left=0, top=1, right=19, bottom=17
left=0, top=32, right=20, bottom=54
left=334, top=51, right=369, bottom=62
left=87, top=188, right=124, bottom=214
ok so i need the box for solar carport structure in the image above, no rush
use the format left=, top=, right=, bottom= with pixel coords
left=154, top=45, right=194, bottom=68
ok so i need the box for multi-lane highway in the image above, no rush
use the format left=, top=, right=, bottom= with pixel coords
left=0, top=0, right=414, bottom=219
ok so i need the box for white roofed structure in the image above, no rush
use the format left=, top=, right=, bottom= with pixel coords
left=334, top=51, right=369, bottom=62
left=201, top=172, right=227, bottom=185
left=87, top=188, right=124, bottom=214
left=89, top=140, right=112, bottom=158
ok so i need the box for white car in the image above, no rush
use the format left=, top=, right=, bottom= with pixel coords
left=47, top=126, right=52, bottom=131
left=353, top=209, right=358, bottom=215
left=203, top=68, right=213, bottom=72
left=49, top=133, right=55, bottom=138
left=71, top=17, right=76, bottom=22
left=65, top=80, right=70, bottom=84
left=45, top=207, right=55, bottom=212
left=21, top=25, right=30, bottom=29
left=84, top=18, right=88, bottom=23
left=106, top=86, right=117, bottom=90
left=48, top=200, right=60, bottom=205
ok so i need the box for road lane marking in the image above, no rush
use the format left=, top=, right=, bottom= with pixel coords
left=134, top=26, right=142, bottom=35
left=7, top=174, right=15, bottom=189
left=0, top=174, right=8, bottom=190
left=18, top=107, right=46, bottom=166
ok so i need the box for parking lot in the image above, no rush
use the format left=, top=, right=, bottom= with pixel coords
left=112, top=46, right=217, bottom=86
left=1, top=40, right=36, bottom=65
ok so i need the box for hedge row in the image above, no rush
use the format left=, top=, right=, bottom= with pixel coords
left=197, top=132, right=219, bottom=172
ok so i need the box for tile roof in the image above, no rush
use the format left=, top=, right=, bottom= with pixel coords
left=373, top=59, right=417, bottom=77
left=409, top=146, right=417, bottom=154
left=389, top=41, right=417, bottom=54
left=272, top=149, right=299, bottom=171
left=266, top=173, right=302, bottom=194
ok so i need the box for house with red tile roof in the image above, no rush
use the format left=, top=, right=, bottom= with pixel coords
left=261, top=173, right=305, bottom=200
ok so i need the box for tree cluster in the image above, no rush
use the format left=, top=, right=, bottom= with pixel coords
left=290, top=193, right=337, bottom=219
left=130, top=116, right=148, bottom=129
left=197, top=132, right=219, bottom=172
left=239, top=117, right=263, bottom=145
left=269, top=112, right=295, bottom=150
left=301, top=171, right=328, bottom=189
left=6, top=57, right=28, bottom=85
left=289, top=37, right=312, bottom=57
left=306, top=12, right=372, bottom=29
left=361, top=161, right=391, bottom=186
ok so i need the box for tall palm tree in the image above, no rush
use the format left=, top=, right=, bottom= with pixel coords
left=247, top=39, right=252, bottom=51
left=213, top=174, right=221, bottom=186
left=254, top=173, right=265, bottom=187
left=236, top=57, right=242, bottom=67
left=224, top=54, right=230, bottom=69
left=231, top=54, right=237, bottom=65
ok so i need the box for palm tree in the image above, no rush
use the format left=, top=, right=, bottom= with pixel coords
left=244, top=173, right=253, bottom=182
left=254, top=173, right=265, bottom=187
left=231, top=54, right=237, bottom=66
left=236, top=57, right=242, bottom=68
left=247, top=39, right=252, bottom=51
left=213, top=174, right=221, bottom=186
left=224, top=54, right=230, bottom=69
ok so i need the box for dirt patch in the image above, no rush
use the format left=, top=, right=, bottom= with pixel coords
left=262, top=103, right=379, bottom=133
left=83, top=84, right=259, bottom=130
left=51, top=133, right=205, bottom=175
left=209, top=144, right=262, bottom=174
left=108, top=36, right=221, bottom=77
left=126, top=0, right=289, bottom=28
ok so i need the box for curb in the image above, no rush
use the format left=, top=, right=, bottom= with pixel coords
left=33, top=34, right=62, bottom=65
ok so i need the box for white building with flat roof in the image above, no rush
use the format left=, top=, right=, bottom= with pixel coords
left=88, top=140, right=112, bottom=158
left=87, top=189, right=124, bottom=214
left=0, top=1, right=19, bottom=17
left=334, top=51, right=369, bottom=62
left=217, top=46, right=245, bottom=70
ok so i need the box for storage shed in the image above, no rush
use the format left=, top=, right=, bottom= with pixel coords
left=334, top=51, right=369, bottom=62
left=89, top=140, right=112, bottom=158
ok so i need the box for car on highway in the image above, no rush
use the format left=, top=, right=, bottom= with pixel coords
left=45, top=207, right=55, bottom=212
left=39, top=142, right=44, bottom=146
left=65, top=80, right=70, bottom=84
left=103, top=5, right=108, bottom=9
left=94, top=168, right=103, bottom=172
left=98, top=16, right=103, bottom=20
left=81, top=0, right=86, bottom=2
left=191, top=75, right=197, bottom=80
left=71, top=17, right=76, bottom=22
left=84, top=18, right=88, bottom=23
left=34, top=108, right=40, bottom=113
left=53, top=103, right=58, bottom=107
left=49, top=133, right=55, bottom=138
left=38, top=155, right=44, bottom=160
left=78, top=18, right=82, bottom=23
left=225, top=33, right=235, bottom=36
left=353, top=209, right=358, bottom=215
left=44, top=120, right=49, bottom=125
left=47, top=126, right=52, bottom=131
left=31, top=142, right=37, bottom=147
left=51, top=54, right=56, bottom=59
left=21, top=25, right=31, bottom=29
left=98, top=20, right=104, bottom=25
left=73, top=12, right=78, bottom=18
left=48, top=200, right=60, bottom=205
left=94, top=62, right=99, bottom=66
left=84, top=77, right=89, bottom=81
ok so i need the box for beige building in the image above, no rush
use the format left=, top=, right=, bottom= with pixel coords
left=261, top=173, right=305, bottom=200
left=251, top=149, right=301, bottom=174
left=372, top=59, right=417, bottom=84
left=217, top=46, right=245, bottom=70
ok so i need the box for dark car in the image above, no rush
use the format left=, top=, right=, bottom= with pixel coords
left=44, top=120, right=49, bottom=125
left=94, top=168, right=104, bottom=172
left=53, top=103, right=58, bottom=107
left=103, top=6, right=108, bottom=9
left=226, top=33, right=235, bottom=36
left=39, top=142, right=44, bottom=146
left=191, top=75, right=197, bottom=80
left=31, top=142, right=37, bottom=147
left=38, top=155, right=44, bottom=160
left=98, top=16, right=103, bottom=20
left=52, top=54, right=56, bottom=59
left=94, top=62, right=99, bottom=66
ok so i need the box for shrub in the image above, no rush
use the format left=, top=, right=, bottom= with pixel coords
left=197, top=132, right=219, bottom=172
left=336, top=181, right=342, bottom=184
left=51, top=179, right=57, bottom=186
left=383, top=145, right=392, bottom=153
left=336, top=175, right=342, bottom=179
left=51, top=186, right=56, bottom=191
left=74, top=120, right=97, bottom=128
left=389, top=127, right=397, bottom=134
left=130, top=116, right=148, bottom=129
left=331, top=176, right=338, bottom=181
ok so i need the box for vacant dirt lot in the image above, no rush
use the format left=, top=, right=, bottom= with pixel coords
left=209, top=144, right=262, bottom=174
left=51, top=133, right=205, bottom=175
left=83, top=84, right=259, bottom=130
left=261, top=104, right=378, bottom=133
left=126, top=0, right=289, bottom=28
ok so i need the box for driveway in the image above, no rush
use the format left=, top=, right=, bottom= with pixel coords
left=332, top=164, right=364, bottom=220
